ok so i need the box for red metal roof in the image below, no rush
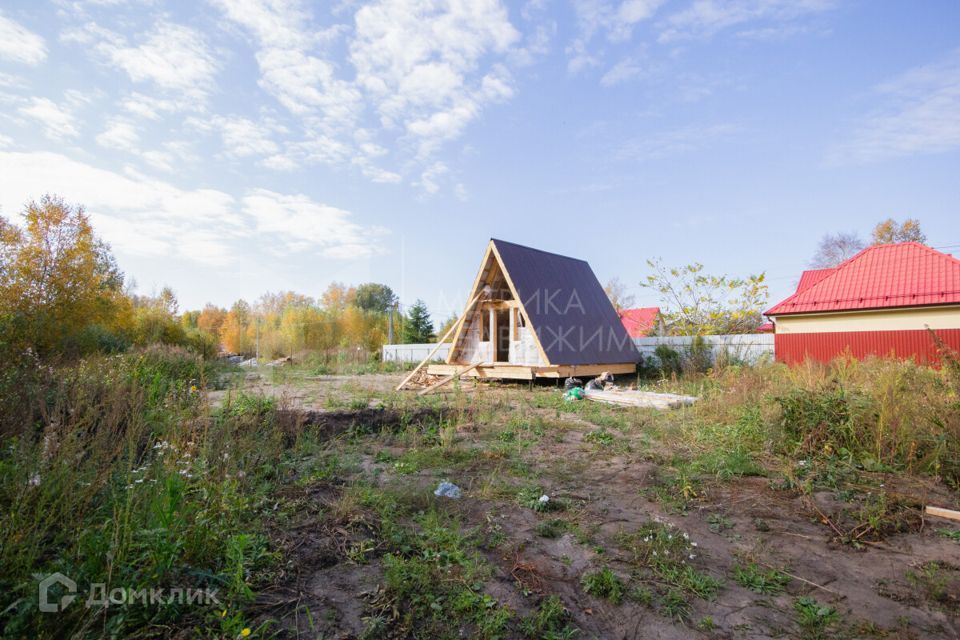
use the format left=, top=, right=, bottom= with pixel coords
left=796, top=268, right=835, bottom=293
left=756, top=322, right=774, bottom=333
left=618, top=307, right=660, bottom=338
left=767, top=243, right=960, bottom=316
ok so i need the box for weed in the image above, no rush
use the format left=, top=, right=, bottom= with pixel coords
left=645, top=469, right=700, bottom=513
left=793, top=596, right=838, bottom=635
left=693, top=448, right=765, bottom=480
left=628, top=584, right=655, bottom=606
left=580, top=567, right=625, bottom=604
left=520, top=595, right=578, bottom=639
left=518, top=486, right=567, bottom=513
left=732, top=562, right=790, bottom=595
left=583, top=429, right=615, bottom=447
left=938, top=529, right=960, bottom=543
left=617, top=523, right=721, bottom=600
left=906, top=561, right=956, bottom=605
left=697, top=616, right=717, bottom=631
left=660, top=588, right=691, bottom=622
left=707, top=513, right=734, bottom=534
left=536, top=519, right=569, bottom=539
left=376, top=509, right=510, bottom=638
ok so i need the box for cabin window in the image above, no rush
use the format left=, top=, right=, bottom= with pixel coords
left=513, top=308, right=524, bottom=340
left=480, top=310, right=490, bottom=341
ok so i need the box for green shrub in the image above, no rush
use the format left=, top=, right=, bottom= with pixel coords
left=580, top=567, right=625, bottom=604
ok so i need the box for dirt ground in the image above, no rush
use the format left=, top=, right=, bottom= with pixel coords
left=227, top=369, right=960, bottom=640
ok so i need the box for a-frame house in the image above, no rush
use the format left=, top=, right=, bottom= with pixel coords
left=427, top=239, right=640, bottom=380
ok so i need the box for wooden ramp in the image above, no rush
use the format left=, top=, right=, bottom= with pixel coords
left=583, top=389, right=697, bottom=410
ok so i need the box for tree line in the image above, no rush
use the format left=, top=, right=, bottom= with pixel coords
left=0, top=196, right=438, bottom=362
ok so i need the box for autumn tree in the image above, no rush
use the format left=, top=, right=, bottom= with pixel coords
left=402, top=299, right=435, bottom=343
left=130, top=287, right=187, bottom=346
left=641, top=259, right=768, bottom=335
left=0, top=195, right=126, bottom=355
left=220, top=300, right=254, bottom=355
left=436, top=315, right=460, bottom=341
left=354, top=283, right=397, bottom=313
left=604, top=277, right=636, bottom=311
left=197, top=304, right=227, bottom=336
left=810, top=232, right=865, bottom=268
left=320, top=282, right=356, bottom=311
left=871, top=218, right=926, bottom=245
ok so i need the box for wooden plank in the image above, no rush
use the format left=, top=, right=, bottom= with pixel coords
left=418, top=362, right=482, bottom=396
left=428, top=363, right=635, bottom=380
left=926, top=506, right=960, bottom=522
left=476, top=365, right=535, bottom=380
left=447, top=243, right=495, bottom=363
left=583, top=389, right=697, bottom=410
left=550, top=363, right=637, bottom=378
left=396, top=292, right=482, bottom=391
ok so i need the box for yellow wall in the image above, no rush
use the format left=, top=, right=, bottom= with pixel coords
left=775, top=305, right=960, bottom=334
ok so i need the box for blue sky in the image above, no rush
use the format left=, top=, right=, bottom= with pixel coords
left=0, top=0, right=958, bottom=322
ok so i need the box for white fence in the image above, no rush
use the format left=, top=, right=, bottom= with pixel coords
left=383, top=334, right=774, bottom=365
left=635, top=334, right=774, bottom=364
left=382, top=342, right=450, bottom=363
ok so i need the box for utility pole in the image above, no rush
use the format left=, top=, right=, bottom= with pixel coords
left=388, top=304, right=395, bottom=344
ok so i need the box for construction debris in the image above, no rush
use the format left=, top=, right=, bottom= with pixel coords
left=563, top=387, right=585, bottom=402
left=583, top=388, right=697, bottom=410
left=584, top=371, right=615, bottom=391
left=434, top=482, right=462, bottom=499
left=926, top=505, right=960, bottom=522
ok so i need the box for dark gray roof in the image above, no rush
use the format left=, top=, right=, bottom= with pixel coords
left=493, top=238, right=639, bottom=366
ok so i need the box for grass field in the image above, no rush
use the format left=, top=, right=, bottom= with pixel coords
left=2, top=349, right=959, bottom=638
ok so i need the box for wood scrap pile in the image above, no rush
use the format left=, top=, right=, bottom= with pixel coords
left=583, top=388, right=697, bottom=410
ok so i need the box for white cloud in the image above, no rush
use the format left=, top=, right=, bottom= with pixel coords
left=241, top=188, right=386, bottom=257
left=260, top=153, right=300, bottom=171
left=96, top=119, right=140, bottom=151
left=0, top=151, right=384, bottom=264
left=567, top=0, right=664, bottom=72
left=121, top=92, right=193, bottom=119
left=19, top=97, right=80, bottom=140
left=617, top=123, right=739, bottom=160
left=417, top=161, right=448, bottom=194
left=63, top=21, right=218, bottom=98
left=828, top=49, right=960, bottom=165
left=658, top=0, right=834, bottom=42
left=213, top=0, right=521, bottom=188
left=204, top=114, right=282, bottom=158
left=0, top=133, right=13, bottom=148
left=0, top=12, right=47, bottom=65
left=141, top=141, right=197, bottom=172
left=600, top=56, right=648, bottom=86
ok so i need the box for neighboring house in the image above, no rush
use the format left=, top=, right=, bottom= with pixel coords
left=618, top=307, right=661, bottom=338
left=765, top=242, right=960, bottom=364
left=756, top=322, right=775, bottom=333
left=428, top=239, right=640, bottom=380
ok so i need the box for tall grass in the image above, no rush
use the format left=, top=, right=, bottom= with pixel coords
left=0, top=347, right=290, bottom=638
left=675, top=355, right=960, bottom=486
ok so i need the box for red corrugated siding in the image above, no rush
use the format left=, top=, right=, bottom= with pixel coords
left=775, top=329, right=960, bottom=365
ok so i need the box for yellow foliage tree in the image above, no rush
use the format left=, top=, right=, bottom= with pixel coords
left=220, top=300, right=254, bottom=355
left=0, top=195, right=127, bottom=354
left=871, top=218, right=926, bottom=245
